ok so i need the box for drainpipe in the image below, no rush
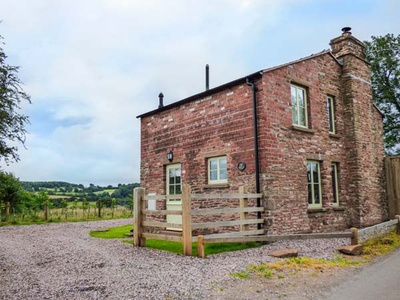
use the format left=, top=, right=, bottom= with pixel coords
left=246, top=78, right=262, bottom=229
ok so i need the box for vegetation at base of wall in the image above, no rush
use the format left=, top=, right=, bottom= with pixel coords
left=90, top=225, right=262, bottom=256
left=361, top=229, right=400, bottom=257
left=232, top=230, right=400, bottom=280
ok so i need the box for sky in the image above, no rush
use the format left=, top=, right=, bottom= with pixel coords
left=0, top=0, right=399, bottom=186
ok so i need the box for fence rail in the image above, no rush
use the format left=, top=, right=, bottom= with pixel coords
left=133, top=184, right=264, bottom=255
left=133, top=184, right=400, bottom=258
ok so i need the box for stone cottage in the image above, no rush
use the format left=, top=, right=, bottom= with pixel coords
left=137, top=28, right=387, bottom=234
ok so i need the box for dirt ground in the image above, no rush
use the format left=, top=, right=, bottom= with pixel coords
left=204, top=256, right=382, bottom=300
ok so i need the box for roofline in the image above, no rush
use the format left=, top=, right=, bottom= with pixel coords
left=137, top=50, right=342, bottom=119
left=262, top=50, right=342, bottom=74
left=373, top=103, right=384, bottom=116
left=136, top=71, right=263, bottom=119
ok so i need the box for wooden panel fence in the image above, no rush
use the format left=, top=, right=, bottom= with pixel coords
left=386, top=156, right=400, bottom=219
left=133, top=185, right=400, bottom=258
left=133, top=183, right=264, bottom=256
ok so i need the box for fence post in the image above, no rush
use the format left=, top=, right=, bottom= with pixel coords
left=396, top=215, right=400, bottom=234
left=351, top=227, right=359, bottom=245
left=239, top=186, right=248, bottom=231
left=97, top=200, right=102, bottom=218
left=182, top=183, right=192, bottom=256
left=133, top=187, right=145, bottom=247
left=44, top=200, right=48, bottom=221
left=5, top=202, right=10, bottom=222
left=197, top=235, right=205, bottom=258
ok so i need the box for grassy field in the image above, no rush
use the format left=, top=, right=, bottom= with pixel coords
left=0, top=206, right=132, bottom=225
left=90, top=225, right=262, bottom=256
left=94, top=189, right=116, bottom=195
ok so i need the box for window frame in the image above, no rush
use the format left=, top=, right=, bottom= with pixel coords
left=327, top=95, right=336, bottom=134
left=291, top=84, right=308, bottom=128
left=307, top=160, right=322, bottom=208
left=207, top=156, right=228, bottom=184
left=331, top=163, right=339, bottom=206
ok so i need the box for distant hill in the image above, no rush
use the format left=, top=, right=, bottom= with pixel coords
left=21, top=181, right=140, bottom=206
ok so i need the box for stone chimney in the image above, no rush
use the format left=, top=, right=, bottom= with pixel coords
left=330, top=28, right=387, bottom=228
left=330, top=27, right=366, bottom=60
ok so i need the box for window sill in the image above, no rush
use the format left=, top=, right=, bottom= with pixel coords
left=291, top=125, right=316, bottom=134
left=307, top=207, right=328, bottom=213
left=329, top=133, right=341, bottom=139
left=333, top=206, right=345, bottom=211
left=203, top=183, right=230, bottom=189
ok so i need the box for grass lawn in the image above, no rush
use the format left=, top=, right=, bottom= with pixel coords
left=90, top=225, right=261, bottom=256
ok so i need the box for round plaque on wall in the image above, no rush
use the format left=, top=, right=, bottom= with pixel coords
left=237, top=162, right=246, bottom=171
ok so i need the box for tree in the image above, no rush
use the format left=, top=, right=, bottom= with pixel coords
left=0, top=172, right=21, bottom=208
left=0, top=34, right=31, bottom=164
left=365, top=34, right=400, bottom=154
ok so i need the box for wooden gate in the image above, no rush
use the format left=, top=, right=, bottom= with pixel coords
left=386, top=156, right=400, bottom=219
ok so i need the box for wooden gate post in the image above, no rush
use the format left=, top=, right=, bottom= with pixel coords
left=5, top=202, right=10, bottom=222
left=350, top=227, right=359, bottom=245
left=133, top=187, right=145, bottom=247
left=239, top=186, right=248, bottom=232
left=182, top=183, right=192, bottom=256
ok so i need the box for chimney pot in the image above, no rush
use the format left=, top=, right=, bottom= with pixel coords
left=342, top=27, right=352, bottom=34
left=158, top=92, right=164, bottom=108
left=205, top=64, right=210, bottom=91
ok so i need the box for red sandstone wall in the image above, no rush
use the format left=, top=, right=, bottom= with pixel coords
left=139, top=38, right=387, bottom=234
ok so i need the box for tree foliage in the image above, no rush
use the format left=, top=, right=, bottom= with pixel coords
left=0, top=34, right=31, bottom=164
left=365, top=34, right=400, bottom=154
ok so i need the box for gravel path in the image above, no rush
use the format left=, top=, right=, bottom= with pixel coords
left=0, top=219, right=349, bottom=299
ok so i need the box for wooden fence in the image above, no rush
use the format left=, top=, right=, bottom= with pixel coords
left=386, top=156, right=400, bottom=219
left=133, top=184, right=400, bottom=258
left=133, top=184, right=264, bottom=255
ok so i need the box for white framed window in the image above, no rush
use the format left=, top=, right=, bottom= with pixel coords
left=331, top=163, right=339, bottom=206
left=208, top=156, right=227, bottom=184
left=327, top=96, right=336, bottom=133
left=307, top=160, right=322, bottom=208
left=291, top=84, right=308, bottom=127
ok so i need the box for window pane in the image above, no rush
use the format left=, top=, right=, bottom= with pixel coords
left=220, top=168, right=227, bottom=180
left=210, top=160, right=218, bottom=171
left=169, top=184, right=175, bottom=195
left=219, top=158, right=227, bottom=168
left=314, top=184, right=320, bottom=204
left=176, top=184, right=181, bottom=195
left=327, top=97, right=334, bottom=132
left=308, top=184, right=313, bottom=204
left=210, top=170, right=218, bottom=181
left=332, top=164, right=338, bottom=204
left=292, top=106, right=298, bottom=125
left=297, top=89, right=305, bottom=107
left=299, top=106, right=306, bottom=126
left=291, top=86, right=297, bottom=105
left=307, top=164, right=311, bottom=183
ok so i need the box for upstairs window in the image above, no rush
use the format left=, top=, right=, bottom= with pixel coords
left=307, top=161, right=322, bottom=208
left=327, top=96, right=336, bottom=133
left=208, top=156, right=227, bottom=184
left=291, top=85, right=308, bottom=127
left=331, top=163, right=339, bottom=206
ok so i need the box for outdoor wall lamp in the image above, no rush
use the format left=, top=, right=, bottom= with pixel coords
left=167, top=150, right=173, bottom=162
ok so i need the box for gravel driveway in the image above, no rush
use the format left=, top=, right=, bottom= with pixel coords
left=0, top=219, right=349, bottom=299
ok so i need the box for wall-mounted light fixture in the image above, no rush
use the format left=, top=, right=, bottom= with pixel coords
left=167, top=150, right=173, bottom=162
